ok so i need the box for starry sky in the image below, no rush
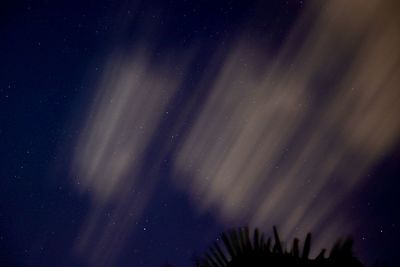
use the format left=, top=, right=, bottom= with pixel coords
left=1, top=0, right=400, bottom=266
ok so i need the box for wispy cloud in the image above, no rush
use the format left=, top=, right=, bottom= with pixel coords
left=174, top=0, right=400, bottom=254
left=70, top=0, right=400, bottom=264
left=70, top=47, right=195, bottom=265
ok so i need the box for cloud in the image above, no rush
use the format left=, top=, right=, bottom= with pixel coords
left=173, top=0, right=400, bottom=254
left=70, top=0, right=400, bottom=263
left=70, top=47, right=195, bottom=265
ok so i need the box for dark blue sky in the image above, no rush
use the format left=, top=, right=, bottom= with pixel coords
left=1, top=1, right=399, bottom=266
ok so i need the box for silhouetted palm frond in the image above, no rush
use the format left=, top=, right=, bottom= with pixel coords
left=196, top=226, right=363, bottom=267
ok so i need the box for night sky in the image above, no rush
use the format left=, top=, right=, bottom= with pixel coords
left=1, top=0, right=400, bottom=266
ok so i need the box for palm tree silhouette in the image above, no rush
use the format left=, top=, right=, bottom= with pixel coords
left=195, top=226, right=363, bottom=267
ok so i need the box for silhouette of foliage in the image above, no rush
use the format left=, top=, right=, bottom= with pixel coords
left=195, top=226, right=363, bottom=267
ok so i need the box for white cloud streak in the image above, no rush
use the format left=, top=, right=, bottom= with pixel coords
left=70, top=0, right=400, bottom=264
left=174, top=0, right=400, bottom=255
left=70, top=48, right=194, bottom=265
